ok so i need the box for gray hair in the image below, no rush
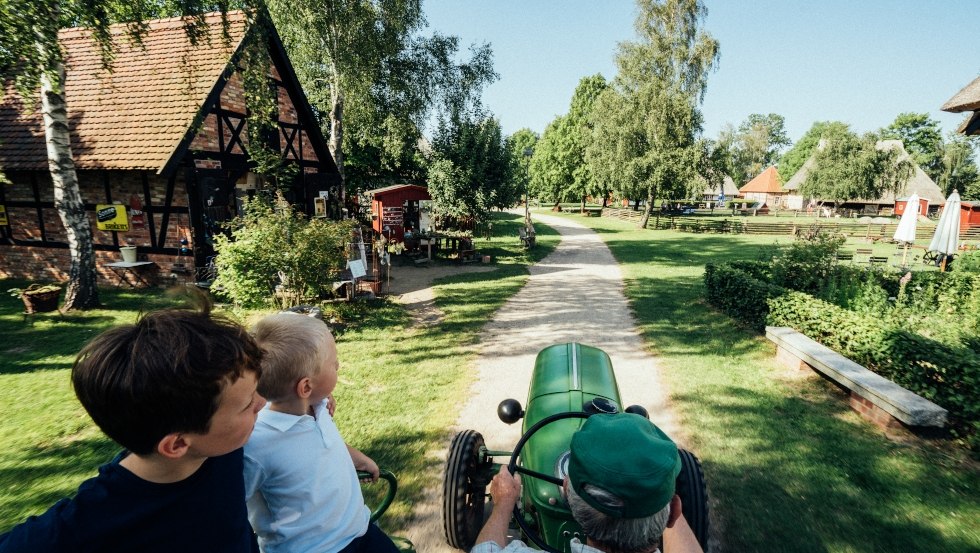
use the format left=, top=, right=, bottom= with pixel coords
left=566, top=483, right=670, bottom=553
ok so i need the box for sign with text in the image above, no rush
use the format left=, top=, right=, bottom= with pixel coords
left=382, top=206, right=403, bottom=227
left=96, top=204, right=129, bottom=232
left=194, top=159, right=222, bottom=170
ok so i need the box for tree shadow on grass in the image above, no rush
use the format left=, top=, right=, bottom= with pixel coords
left=684, top=384, right=979, bottom=552
left=0, top=435, right=117, bottom=532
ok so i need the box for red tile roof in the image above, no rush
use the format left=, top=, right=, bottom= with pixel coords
left=739, top=166, right=784, bottom=194
left=0, top=11, right=248, bottom=171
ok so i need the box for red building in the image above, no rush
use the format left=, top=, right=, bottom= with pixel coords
left=960, top=202, right=980, bottom=231
left=895, top=197, right=930, bottom=217
left=369, top=184, right=431, bottom=242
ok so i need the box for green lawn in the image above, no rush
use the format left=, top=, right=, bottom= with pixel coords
left=0, top=211, right=560, bottom=535
left=551, top=211, right=979, bottom=552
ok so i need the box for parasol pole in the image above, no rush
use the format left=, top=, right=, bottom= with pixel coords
left=902, top=242, right=909, bottom=268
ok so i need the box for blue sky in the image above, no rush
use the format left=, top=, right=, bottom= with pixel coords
left=423, top=0, right=980, bottom=144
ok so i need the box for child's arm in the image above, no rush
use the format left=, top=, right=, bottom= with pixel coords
left=346, top=444, right=379, bottom=482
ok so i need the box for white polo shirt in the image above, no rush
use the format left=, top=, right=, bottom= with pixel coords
left=244, top=400, right=370, bottom=553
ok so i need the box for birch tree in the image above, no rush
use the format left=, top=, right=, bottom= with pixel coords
left=586, top=0, right=719, bottom=228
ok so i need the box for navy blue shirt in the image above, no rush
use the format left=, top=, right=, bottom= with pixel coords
left=0, top=449, right=258, bottom=553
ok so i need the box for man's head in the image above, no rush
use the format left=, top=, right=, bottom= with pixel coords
left=72, top=298, right=264, bottom=457
left=251, top=312, right=337, bottom=403
left=566, top=413, right=682, bottom=552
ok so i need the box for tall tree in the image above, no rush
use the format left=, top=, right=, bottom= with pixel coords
left=427, top=115, right=517, bottom=225
left=586, top=0, right=718, bottom=228
left=529, top=115, right=575, bottom=207
left=881, top=112, right=944, bottom=181
left=777, top=120, right=850, bottom=182
left=565, top=74, right=609, bottom=209
left=937, top=133, right=980, bottom=198
left=0, top=0, right=232, bottom=310
left=265, top=0, right=496, bottom=190
left=732, top=113, right=790, bottom=183
left=800, top=129, right=913, bottom=210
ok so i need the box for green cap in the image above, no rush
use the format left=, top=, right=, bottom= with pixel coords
left=568, top=413, right=680, bottom=519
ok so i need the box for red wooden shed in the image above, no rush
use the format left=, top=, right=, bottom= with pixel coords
left=894, top=197, right=929, bottom=217
left=370, top=184, right=431, bottom=242
left=960, top=201, right=980, bottom=230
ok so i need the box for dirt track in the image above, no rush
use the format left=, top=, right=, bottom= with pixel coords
left=399, top=213, right=680, bottom=552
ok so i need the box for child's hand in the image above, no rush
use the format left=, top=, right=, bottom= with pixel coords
left=356, top=456, right=380, bottom=482
left=326, top=394, right=336, bottom=416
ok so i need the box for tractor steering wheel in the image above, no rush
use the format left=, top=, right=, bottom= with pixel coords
left=507, top=411, right=592, bottom=553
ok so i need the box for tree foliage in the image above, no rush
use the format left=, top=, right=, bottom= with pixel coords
left=800, top=128, right=913, bottom=208
left=730, top=113, right=790, bottom=183
left=939, top=134, right=980, bottom=199
left=586, top=0, right=718, bottom=227
left=265, top=0, right=496, bottom=189
left=506, top=128, right=538, bottom=202
left=777, top=120, right=850, bottom=182
left=427, top=116, right=517, bottom=225
left=881, top=112, right=944, bottom=181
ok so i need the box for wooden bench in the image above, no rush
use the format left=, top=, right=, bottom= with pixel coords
left=868, top=256, right=889, bottom=265
left=766, top=326, right=947, bottom=429
left=835, top=252, right=854, bottom=262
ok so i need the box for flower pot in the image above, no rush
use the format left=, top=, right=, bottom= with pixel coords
left=120, top=246, right=138, bottom=263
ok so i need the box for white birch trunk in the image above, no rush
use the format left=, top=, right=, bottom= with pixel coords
left=41, top=62, right=100, bottom=310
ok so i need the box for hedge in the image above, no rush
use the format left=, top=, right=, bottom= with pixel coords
left=704, top=263, right=786, bottom=332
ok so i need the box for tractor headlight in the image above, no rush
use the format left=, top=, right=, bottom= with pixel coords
left=555, top=450, right=571, bottom=482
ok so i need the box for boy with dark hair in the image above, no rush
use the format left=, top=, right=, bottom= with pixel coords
left=0, top=297, right=266, bottom=553
left=244, top=312, right=398, bottom=553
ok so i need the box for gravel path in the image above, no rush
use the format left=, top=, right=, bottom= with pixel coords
left=404, top=213, right=681, bottom=552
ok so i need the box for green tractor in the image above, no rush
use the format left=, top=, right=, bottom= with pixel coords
left=443, top=343, right=709, bottom=552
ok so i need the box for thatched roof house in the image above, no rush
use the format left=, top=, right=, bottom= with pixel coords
left=941, top=75, right=980, bottom=135
left=781, top=139, right=944, bottom=212
left=698, top=175, right=739, bottom=201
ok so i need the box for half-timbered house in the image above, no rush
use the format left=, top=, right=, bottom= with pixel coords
left=0, top=11, right=341, bottom=285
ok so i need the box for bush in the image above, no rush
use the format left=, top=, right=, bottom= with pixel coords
left=704, top=264, right=786, bottom=332
left=212, top=196, right=356, bottom=308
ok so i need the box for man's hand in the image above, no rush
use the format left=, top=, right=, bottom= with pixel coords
left=488, top=469, right=522, bottom=510
left=473, top=469, right=523, bottom=549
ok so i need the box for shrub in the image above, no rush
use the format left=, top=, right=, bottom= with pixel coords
left=212, top=196, right=356, bottom=308
left=704, top=263, right=786, bottom=332
left=770, top=229, right=845, bottom=294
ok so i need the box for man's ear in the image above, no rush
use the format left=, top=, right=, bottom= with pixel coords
left=295, top=376, right=313, bottom=399
left=665, top=494, right=683, bottom=528
left=157, top=433, right=190, bottom=459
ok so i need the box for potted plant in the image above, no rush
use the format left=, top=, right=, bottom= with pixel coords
left=8, top=283, right=62, bottom=314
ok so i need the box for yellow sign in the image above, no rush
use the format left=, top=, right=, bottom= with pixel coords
left=0, top=205, right=7, bottom=226
left=95, top=204, right=129, bottom=232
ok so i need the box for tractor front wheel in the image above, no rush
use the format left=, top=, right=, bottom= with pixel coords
left=675, top=448, right=710, bottom=550
left=443, top=430, right=490, bottom=550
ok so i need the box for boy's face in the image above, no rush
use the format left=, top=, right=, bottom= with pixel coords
left=310, top=337, right=339, bottom=403
left=186, top=370, right=265, bottom=457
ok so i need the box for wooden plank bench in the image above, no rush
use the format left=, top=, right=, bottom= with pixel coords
left=835, top=252, right=854, bottom=262
left=765, top=326, right=947, bottom=429
left=868, top=256, right=889, bottom=265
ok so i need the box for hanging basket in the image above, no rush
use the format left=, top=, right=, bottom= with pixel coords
left=21, top=284, right=61, bottom=314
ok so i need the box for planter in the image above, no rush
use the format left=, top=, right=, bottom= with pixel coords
left=120, top=246, right=138, bottom=263
left=20, top=285, right=61, bottom=314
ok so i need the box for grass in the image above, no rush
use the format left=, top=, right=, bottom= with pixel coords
left=0, top=211, right=559, bottom=535
left=550, top=211, right=980, bottom=552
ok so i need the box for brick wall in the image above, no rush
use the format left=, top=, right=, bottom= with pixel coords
left=1, top=169, right=195, bottom=285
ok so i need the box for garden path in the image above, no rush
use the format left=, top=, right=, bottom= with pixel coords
left=403, top=213, right=680, bottom=552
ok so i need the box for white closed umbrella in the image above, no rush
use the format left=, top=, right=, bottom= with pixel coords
left=928, top=190, right=962, bottom=271
left=893, top=194, right=919, bottom=267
